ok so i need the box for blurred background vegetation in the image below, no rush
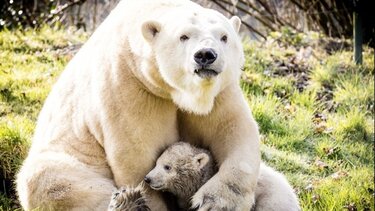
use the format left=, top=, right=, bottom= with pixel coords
left=0, top=0, right=374, bottom=46
left=0, top=0, right=374, bottom=210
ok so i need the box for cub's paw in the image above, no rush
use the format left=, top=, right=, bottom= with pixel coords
left=191, top=178, right=254, bottom=211
left=108, top=186, right=150, bottom=211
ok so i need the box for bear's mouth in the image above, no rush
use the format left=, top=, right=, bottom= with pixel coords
left=194, top=68, right=219, bottom=79
left=149, top=184, right=164, bottom=191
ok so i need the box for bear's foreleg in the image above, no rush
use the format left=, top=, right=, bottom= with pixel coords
left=179, top=85, right=261, bottom=210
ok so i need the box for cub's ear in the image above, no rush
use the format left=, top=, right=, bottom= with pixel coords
left=230, top=16, right=241, bottom=33
left=142, top=20, right=161, bottom=42
left=194, top=153, right=210, bottom=169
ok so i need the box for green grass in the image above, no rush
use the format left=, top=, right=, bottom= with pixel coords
left=0, top=26, right=87, bottom=210
left=243, top=33, right=374, bottom=210
left=0, top=27, right=373, bottom=210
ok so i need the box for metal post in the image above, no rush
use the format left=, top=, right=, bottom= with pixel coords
left=353, top=11, right=363, bottom=65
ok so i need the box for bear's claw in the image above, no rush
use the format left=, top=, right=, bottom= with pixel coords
left=108, top=186, right=150, bottom=211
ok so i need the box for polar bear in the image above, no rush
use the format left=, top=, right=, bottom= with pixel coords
left=143, top=142, right=300, bottom=211
left=145, top=142, right=216, bottom=210
left=16, top=0, right=260, bottom=210
left=108, top=142, right=300, bottom=211
left=144, top=142, right=300, bottom=211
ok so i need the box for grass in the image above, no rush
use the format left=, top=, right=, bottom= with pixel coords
left=0, top=26, right=374, bottom=210
left=0, top=26, right=87, bottom=210
left=243, top=31, right=374, bottom=210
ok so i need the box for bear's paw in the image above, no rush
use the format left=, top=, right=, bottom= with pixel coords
left=108, top=186, right=150, bottom=211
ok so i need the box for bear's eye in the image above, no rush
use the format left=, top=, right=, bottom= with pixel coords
left=180, top=35, right=189, bottom=41
left=164, top=165, right=171, bottom=171
left=221, top=35, right=228, bottom=43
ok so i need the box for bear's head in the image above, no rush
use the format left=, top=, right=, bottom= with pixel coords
left=141, top=7, right=244, bottom=115
left=144, top=142, right=211, bottom=197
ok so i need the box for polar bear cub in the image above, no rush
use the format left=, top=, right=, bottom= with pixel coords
left=145, top=142, right=300, bottom=211
left=108, top=142, right=300, bottom=210
left=145, top=142, right=216, bottom=210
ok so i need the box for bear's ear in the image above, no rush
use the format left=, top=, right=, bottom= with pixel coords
left=230, top=16, right=241, bottom=33
left=194, top=153, right=210, bottom=169
left=142, top=20, right=161, bottom=42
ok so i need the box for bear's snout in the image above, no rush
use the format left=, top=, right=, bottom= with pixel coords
left=194, top=48, right=217, bottom=66
left=144, top=174, right=165, bottom=191
left=193, top=48, right=220, bottom=79
left=144, top=176, right=151, bottom=184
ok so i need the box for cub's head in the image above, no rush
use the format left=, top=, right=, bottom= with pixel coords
left=144, top=142, right=211, bottom=196
left=141, top=7, right=244, bottom=115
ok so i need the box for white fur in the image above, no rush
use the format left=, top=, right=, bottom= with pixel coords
left=255, top=164, right=300, bottom=211
left=16, top=0, right=259, bottom=210
left=141, top=6, right=244, bottom=114
left=146, top=142, right=300, bottom=211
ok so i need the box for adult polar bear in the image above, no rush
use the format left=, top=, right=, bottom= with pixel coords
left=16, top=0, right=260, bottom=210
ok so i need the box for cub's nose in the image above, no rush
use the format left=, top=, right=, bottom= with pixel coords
left=144, top=176, right=151, bottom=184
left=194, top=48, right=217, bottom=66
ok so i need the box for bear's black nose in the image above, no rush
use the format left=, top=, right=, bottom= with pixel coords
left=144, top=176, right=151, bottom=184
left=194, top=48, right=217, bottom=66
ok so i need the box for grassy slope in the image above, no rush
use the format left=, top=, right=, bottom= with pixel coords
left=0, top=27, right=374, bottom=210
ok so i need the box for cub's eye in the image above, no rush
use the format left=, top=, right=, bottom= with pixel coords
left=164, top=165, right=171, bottom=171
left=221, top=35, right=228, bottom=43
left=180, top=35, right=189, bottom=41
